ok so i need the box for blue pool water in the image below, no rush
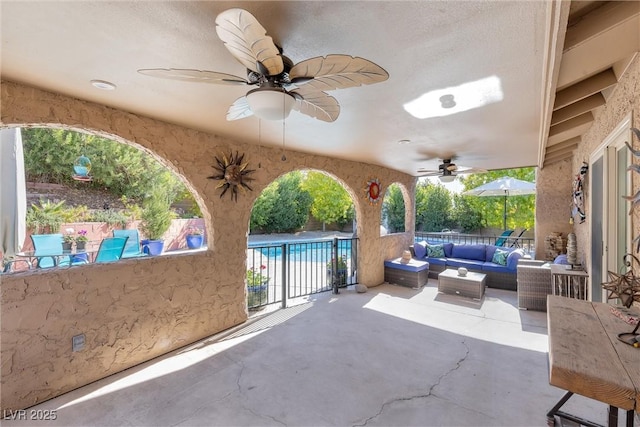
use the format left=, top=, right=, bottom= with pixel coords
left=249, top=239, right=353, bottom=262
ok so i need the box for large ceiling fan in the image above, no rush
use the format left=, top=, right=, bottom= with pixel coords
left=138, top=8, right=389, bottom=123
left=418, top=158, right=486, bottom=182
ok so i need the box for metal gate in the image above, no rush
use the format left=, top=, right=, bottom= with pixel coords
left=246, top=237, right=359, bottom=310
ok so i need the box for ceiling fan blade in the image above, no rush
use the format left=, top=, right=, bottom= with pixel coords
left=290, top=90, right=340, bottom=122
left=215, top=8, right=284, bottom=76
left=226, top=96, right=254, bottom=121
left=289, top=55, right=389, bottom=91
left=138, top=68, right=249, bottom=85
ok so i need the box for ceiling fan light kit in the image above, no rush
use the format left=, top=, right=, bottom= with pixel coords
left=246, top=88, right=295, bottom=121
left=138, top=8, right=388, bottom=123
left=438, top=174, right=457, bottom=183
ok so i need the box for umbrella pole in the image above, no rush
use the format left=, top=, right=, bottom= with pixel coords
left=503, top=194, right=507, bottom=230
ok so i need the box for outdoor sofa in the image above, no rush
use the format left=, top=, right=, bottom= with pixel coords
left=411, top=241, right=525, bottom=291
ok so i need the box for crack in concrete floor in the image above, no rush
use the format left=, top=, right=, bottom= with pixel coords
left=353, top=340, right=471, bottom=427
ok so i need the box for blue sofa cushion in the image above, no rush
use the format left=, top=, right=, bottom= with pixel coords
left=482, top=262, right=510, bottom=273
left=443, top=242, right=454, bottom=257
left=427, top=244, right=445, bottom=258
left=492, top=248, right=509, bottom=266
left=507, top=249, right=525, bottom=270
left=384, top=258, right=429, bottom=272
left=451, top=244, right=486, bottom=261
left=414, top=241, right=428, bottom=259
left=427, top=257, right=447, bottom=266
left=445, top=258, right=485, bottom=270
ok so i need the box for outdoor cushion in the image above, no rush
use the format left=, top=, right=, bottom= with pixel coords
left=426, top=257, right=447, bottom=266
left=506, top=249, right=525, bottom=270
left=492, top=248, right=509, bottom=266
left=482, top=262, right=511, bottom=273
left=554, top=254, right=569, bottom=264
left=384, top=258, right=429, bottom=273
left=485, top=245, right=500, bottom=262
left=443, top=242, right=454, bottom=257
left=414, top=241, right=428, bottom=259
left=451, top=244, right=486, bottom=261
left=445, top=258, right=485, bottom=270
left=427, top=244, right=445, bottom=258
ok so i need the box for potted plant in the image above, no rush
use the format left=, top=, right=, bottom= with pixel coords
left=140, top=190, right=175, bottom=256
left=246, top=265, right=269, bottom=308
left=185, top=226, right=204, bottom=249
left=75, top=229, right=89, bottom=250
left=327, top=255, right=348, bottom=288
left=72, top=229, right=89, bottom=262
left=63, top=229, right=75, bottom=251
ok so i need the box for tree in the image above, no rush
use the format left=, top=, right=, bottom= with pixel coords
left=459, top=167, right=536, bottom=230
left=301, top=172, right=354, bottom=230
left=450, top=194, right=484, bottom=232
left=382, top=183, right=405, bottom=233
left=21, top=128, right=189, bottom=209
left=415, top=181, right=453, bottom=231
left=250, top=172, right=312, bottom=233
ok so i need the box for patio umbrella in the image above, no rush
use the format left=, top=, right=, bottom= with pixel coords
left=463, top=176, right=535, bottom=230
left=0, top=128, right=27, bottom=260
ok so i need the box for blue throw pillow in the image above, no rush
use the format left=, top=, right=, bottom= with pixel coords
left=428, top=244, right=445, bottom=258
left=414, top=241, right=428, bottom=259
left=492, top=248, right=509, bottom=266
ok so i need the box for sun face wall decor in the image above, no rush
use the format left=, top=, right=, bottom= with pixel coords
left=364, top=178, right=381, bottom=204
left=207, top=151, right=255, bottom=201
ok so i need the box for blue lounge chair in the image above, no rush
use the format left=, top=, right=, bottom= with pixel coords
left=31, top=234, right=87, bottom=268
left=94, top=237, right=128, bottom=263
left=113, top=229, right=147, bottom=258
left=495, top=230, right=514, bottom=247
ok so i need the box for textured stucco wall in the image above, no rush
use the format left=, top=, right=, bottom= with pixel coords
left=535, top=160, right=573, bottom=259
left=0, top=80, right=415, bottom=411
left=537, top=56, right=640, bottom=272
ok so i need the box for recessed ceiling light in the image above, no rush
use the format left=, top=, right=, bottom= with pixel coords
left=90, top=80, right=116, bottom=90
left=398, top=139, right=411, bottom=145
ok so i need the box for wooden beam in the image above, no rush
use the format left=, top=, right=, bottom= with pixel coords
left=558, top=13, right=639, bottom=89
left=554, top=69, right=617, bottom=110
left=547, top=136, right=581, bottom=154
left=544, top=152, right=574, bottom=166
left=545, top=145, right=577, bottom=161
left=551, top=93, right=605, bottom=125
left=564, top=2, right=640, bottom=52
left=549, top=112, right=593, bottom=137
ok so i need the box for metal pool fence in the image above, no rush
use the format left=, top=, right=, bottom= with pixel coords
left=246, top=237, right=358, bottom=310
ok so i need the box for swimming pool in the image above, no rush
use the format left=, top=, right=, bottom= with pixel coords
left=248, top=238, right=354, bottom=263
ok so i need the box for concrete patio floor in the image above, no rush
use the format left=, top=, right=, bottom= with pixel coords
left=4, top=281, right=612, bottom=426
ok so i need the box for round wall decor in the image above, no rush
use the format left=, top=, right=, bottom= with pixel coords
left=365, top=178, right=381, bottom=204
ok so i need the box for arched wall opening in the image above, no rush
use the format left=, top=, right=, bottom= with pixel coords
left=246, top=169, right=361, bottom=309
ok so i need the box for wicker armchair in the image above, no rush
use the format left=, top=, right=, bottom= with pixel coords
left=517, top=259, right=552, bottom=311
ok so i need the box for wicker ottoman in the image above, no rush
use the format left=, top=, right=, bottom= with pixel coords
left=438, top=268, right=486, bottom=299
left=384, top=258, right=429, bottom=288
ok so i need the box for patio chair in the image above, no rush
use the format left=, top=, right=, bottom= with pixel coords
left=113, top=229, right=147, bottom=258
left=30, top=233, right=85, bottom=268
left=494, top=230, right=514, bottom=247
left=94, top=237, right=128, bottom=263
left=2, top=258, right=32, bottom=273
left=517, top=259, right=552, bottom=311
left=510, top=228, right=527, bottom=248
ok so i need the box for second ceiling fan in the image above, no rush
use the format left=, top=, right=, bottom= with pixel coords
left=139, top=8, right=389, bottom=123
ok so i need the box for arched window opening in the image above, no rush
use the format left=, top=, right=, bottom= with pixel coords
left=3, top=127, right=207, bottom=273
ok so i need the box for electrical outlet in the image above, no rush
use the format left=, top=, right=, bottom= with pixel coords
left=72, top=334, right=85, bottom=352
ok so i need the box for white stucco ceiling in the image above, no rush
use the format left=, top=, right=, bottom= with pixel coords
left=0, top=1, right=580, bottom=176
